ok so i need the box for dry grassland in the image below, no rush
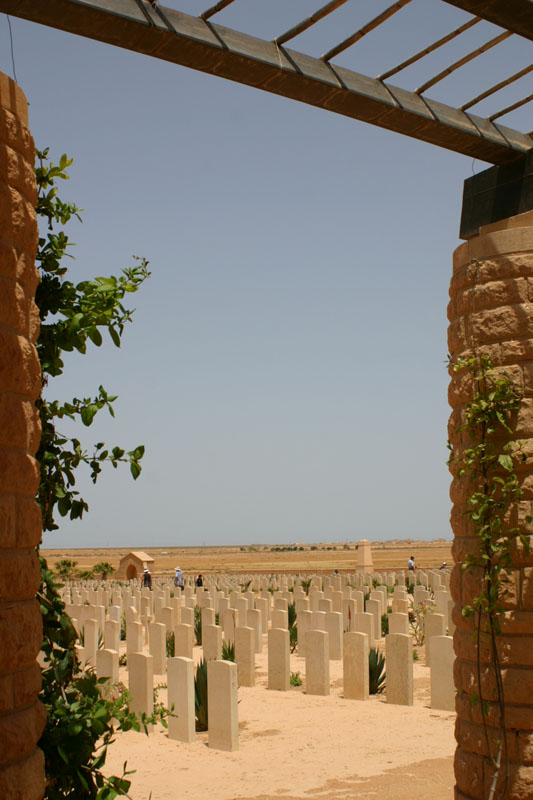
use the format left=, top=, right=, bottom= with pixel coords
left=42, top=539, right=453, bottom=575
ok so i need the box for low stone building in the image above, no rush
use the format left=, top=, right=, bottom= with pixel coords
left=116, top=551, right=155, bottom=580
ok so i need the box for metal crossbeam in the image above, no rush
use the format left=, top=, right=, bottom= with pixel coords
left=0, top=0, right=531, bottom=165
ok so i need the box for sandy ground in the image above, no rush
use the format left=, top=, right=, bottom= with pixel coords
left=42, top=540, right=453, bottom=575
left=104, top=640, right=455, bottom=800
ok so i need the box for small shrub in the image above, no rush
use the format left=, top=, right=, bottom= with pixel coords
left=119, top=653, right=128, bottom=666
left=222, top=640, right=235, bottom=662
left=369, top=647, right=386, bottom=694
left=413, top=649, right=419, bottom=662
left=195, top=659, right=208, bottom=731
left=215, top=612, right=220, bottom=626
left=120, top=614, right=126, bottom=641
left=166, top=631, right=175, bottom=658
left=290, top=671, right=302, bottom=687
left=381, top=614, right=389, bottom=637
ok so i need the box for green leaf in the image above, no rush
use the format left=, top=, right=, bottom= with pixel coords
left=498, top=454, right=513, bottom=471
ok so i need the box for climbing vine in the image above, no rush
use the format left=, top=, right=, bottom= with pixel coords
left=448, top=351, right=531, bottom=800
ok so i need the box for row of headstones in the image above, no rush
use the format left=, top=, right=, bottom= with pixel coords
left=93, top=626, right=455, bottom=754
left=62, top=566, right=449, bottom=605
left=66, top=577, right=453, bottom=671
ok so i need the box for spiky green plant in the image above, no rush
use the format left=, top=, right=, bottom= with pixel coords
left=222, top=640, right=235, bottom=662
left=194, top=658, right=208, bottom=731
left=369, top=647, right=386, bottom=694
left=288, top=602, right=298, bottom=653
left=300, top=578, right=312, bottom=596
left=194, top=605, right=202, bottom=646
left=166, top=631, right=175, bottom=658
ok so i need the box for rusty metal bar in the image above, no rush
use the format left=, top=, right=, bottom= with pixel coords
left=321, top=0, right=412, bottom=62
left=415, top=30, right=512, bottom=94
left=460, top=64, right=533, bottom=110
left=200, top=0, right=237, bottom=21
left=275, top=0, right=349, bottom=46
left=378, top=17, right=480, bottom=81
left=489, top=93, right=533, bottom=121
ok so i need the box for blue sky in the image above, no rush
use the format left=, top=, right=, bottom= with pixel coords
left=2, top=1, right=531, bottom=548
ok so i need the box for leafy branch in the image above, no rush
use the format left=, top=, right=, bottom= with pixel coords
left=34, top=149, right=150, bottom=531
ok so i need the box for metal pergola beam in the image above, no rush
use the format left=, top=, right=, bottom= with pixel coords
left=1, top=0, right=531, bottom=165
left=443, top=0, right=533, bottom=42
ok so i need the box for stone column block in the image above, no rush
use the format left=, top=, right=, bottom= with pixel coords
left=430, top=635, right=455, bottom=711
left=149, top=622, right=167, bottom=675
left=268, top=628, right=289, bottom=691
left=325, top=612, right=343, bottom=660
left=207, top=660, right=238, bottom=752
left=353, top=611, right=375, bottom=649
left=128, top=653, right=154, bottom=718
left=174, top=623, right=193, bottom=659
left=389, top=612, right=409, bottom=635
left=386, top=633, right=413, bottom=706
left=343, top=631, right=369, bottom=700
left=203, top=624, right=222, bottom=661
left=424, top=612, right=446, bottom=666
left=235, top=626, right=255, bottom=687
left=305, top=630, right=330, bottom=696
left=167, top=657, right=195, bottom=742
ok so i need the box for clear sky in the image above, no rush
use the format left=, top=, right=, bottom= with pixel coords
left=2, top=1, right=531, bottom=549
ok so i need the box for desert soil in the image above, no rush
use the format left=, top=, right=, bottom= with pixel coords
left=104, top=641, right=455, bottom=800
left=42, top=539, right=453, bottom=575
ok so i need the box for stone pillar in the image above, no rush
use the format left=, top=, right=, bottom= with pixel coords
left=324, top=611, right=343, bottom=660
left=343, top=631, right=369, bottom=701
left=203, top=623, right=222, bottom=662
left=385, top=632, right=413, bottom=706
left=430, top=635, right=455, bottom=712
left=449, top=205, right=533, bottom=800
left=174, top=623, right=193, bottom=659
left=235, top=626, right=255, bottom=687
left=128, top=652, right=154, bottom=718
left=305, top=630, right=330, bottom=696
left=167, top=657, right=195, bottom=743
left=149, top=622, right=167, bottom=675
left=424, top=612, right=446, bottom=667
left=207, top=660, right=238, bottom=752
left=268, top=627, right=289, bottom=691
left=0, top=73, right=44, bottom=800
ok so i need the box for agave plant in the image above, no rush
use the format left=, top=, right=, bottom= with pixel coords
left=369, top=647, right=386, bottom=694
left=195, top=658, right=208, bottom=731
left=222, top=639, right=235, bottom=662
left=288, top=602, right=298, bottom=653
left=166, top=631, right=175, bottom=658
left=194, top=605, right=202, bottom=646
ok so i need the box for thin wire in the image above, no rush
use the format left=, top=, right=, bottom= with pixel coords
left=6, top=15, right=18, bottom=84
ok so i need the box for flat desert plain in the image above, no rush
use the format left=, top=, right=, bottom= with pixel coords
left=41, top=538, right=453, bottom=575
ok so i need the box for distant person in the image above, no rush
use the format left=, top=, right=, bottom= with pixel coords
left=174, top=566, right=184, bottom=591
left=440, top=561, right=447, bottom=571
left=196, top=574, right=203, bottom=587
left=407, top=556, right=416, bottom=572
left=142, top=568, right=152, bottom=590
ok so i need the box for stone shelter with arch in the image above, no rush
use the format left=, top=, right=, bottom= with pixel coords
left=115, top=551, right=155, bottom=581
